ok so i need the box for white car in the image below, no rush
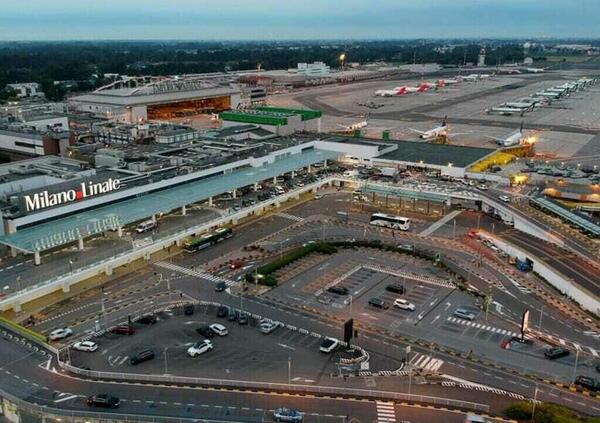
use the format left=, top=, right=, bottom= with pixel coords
left=477, top=184, right=488, bottom=191
left=187, top=340, right=213, bottom=357
left=319, top=337, right=340, bottom=353
left=259, top=321, right=280, bottom=334
left=499, top=195, right=511, bottom=203
left=209, top=323, right=228, bottom=336
left=48, top=328, right=73, bottom=341
left=72, top=341, right=98, bottom=352
left=393, top=299, right=416, bottom=311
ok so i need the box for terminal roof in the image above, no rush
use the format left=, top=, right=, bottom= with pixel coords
left=0, top=148, right=338, bottom=253
left=378, top=141, right=494, bottom=168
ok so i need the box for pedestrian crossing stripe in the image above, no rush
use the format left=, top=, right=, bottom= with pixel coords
left=275, top=212, right=304, bottom=222
left=155, top=262, right=237, bottom=287
left=409, top=353, right=444, bottom=373
left=446, top=316, right=519, bottom=337
left=376, top=401, right=396, bottom=423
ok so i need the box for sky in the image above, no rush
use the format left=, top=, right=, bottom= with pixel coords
left=0, top=0, right=599, bottom=41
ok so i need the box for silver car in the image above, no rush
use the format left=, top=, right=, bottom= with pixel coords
left=273, top=408, right=303, bottom=422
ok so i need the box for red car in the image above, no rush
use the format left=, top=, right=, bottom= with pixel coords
left=111, top=325, right=135, bottom=335
left=229, top=260, right=244, bottom=269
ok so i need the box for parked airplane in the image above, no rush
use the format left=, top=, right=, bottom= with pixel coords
left=409, top=116, right=458, bottom=141
left=485, top=106, right=527, bottom=117
left=375, top=84, right=429, bottom=97
left=489, top=123, right=539, bottom=147
left=525, top=68, right=545, bottom=73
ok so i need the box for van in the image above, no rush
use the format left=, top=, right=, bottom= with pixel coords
left=274, top=186, right=286, bottom=195
left=130, top=349, right=155, bottom=365
left=136, top=220, right=157, bottom=234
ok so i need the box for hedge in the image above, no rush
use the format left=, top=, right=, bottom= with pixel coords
left=0, top=315, right=48, bottom=344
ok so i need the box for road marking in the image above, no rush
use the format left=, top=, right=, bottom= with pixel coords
left=376, top=401, right=396, bottom=423
left=54, top=393, right=79, bottom=403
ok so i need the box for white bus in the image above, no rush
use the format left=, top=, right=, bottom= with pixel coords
left=369, top=213, right=411, bottom=231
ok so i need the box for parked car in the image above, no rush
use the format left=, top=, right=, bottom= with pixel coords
left=544, top=347, right=570, bottom=360
left=215, top=281, right=227, bottom=292
left=196, top=325, right=215, bottom=338
left=183, top=303, right=194, bottom=316
left=129, top=349, right=155, bottom=365
left=111, top=325, right=135, bottom=335
left=209, top=323, right=228, bottom=336
left=273, top=408, right=303, bottom=422
left=72, top=341, right=98, bottom=352
left=238, top=312, right=249, bottom=325
left=327, top=286, right=349, bottom=295
left=393, top=298, right=416, bottom=311
left=574, top=375, right=598, bottom=391
left=260, top=321, right=280, bottom=334
left=217, top=305, right=229, bottom=318
left=187, top=340, right=213, bottom=357
left=320, top=338, right=340, bottom=353
left=48, top=328, right=73, bottom=341
left=86, top=394, right=120, bottom=408
left=136, top=220, right=157, bottom=234
left=499, top=195, right=511, bottom=203
left=453, top=308, right=476, bottom=321
left=227, top=309, right=238, bottom=322
left=229, top=260, right=244, bottom=270
left=368, top=298, right=388, bottom=310
left=385, top=284, right=405, bottom=294
left=138, top=314, right=157, bottom=325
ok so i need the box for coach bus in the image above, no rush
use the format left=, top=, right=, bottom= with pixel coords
left=369, top=213, right=411, bottom=231
left=183, top=227, right=233, bottom=253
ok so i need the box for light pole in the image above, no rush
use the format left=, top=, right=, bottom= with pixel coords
left=452, top=219, right=456, bottom=239
left=531, top=384, right=538, bottom=419
left=163, top=346, right=171, bottom=375
left=477, top=213, right=481, bottom=230
left=538, top=305, right=544, bottom=330
left=572, top=348, right=580, bottom=383
left=288, top=355, right=292, bottom=385
left=69, top=259, right=74, bottom=274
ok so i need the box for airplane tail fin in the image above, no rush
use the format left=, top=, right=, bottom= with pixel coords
left=441, top=115, right=448, bottom=127
left=519, top=121, right=524, bottom=133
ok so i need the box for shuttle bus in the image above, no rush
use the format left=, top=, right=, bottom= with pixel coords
left=183, top=227, right=233, bottom=253
left=369, top=213, right=411, bottom=231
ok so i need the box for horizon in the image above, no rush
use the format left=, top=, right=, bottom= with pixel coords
left=1, top=0, right=600, bottom=41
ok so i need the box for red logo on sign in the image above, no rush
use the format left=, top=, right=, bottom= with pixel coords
left=76, top=190, right=84, bottom=200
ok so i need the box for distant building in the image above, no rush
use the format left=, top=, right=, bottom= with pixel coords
left=69, top=76, right=241, bottom=124
left=478, top=49, right=486, bottom=67
left=295, top=62, right=331, bottom=77
left=523, top=57, right=534, bottom=65
left=5, top=83, right=44, bottom=99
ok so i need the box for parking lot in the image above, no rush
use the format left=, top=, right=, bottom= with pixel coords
left=70, top=303, right=377, bottom=383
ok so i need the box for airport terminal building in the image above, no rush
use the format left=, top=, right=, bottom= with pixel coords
left=0, top=128, right=494, bottom=263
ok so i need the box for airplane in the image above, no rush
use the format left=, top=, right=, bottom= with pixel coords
left=534, top=91, right=562, bottom=100
left=374, top=84, right=428, bottom=97
left=337, top=114, right=369, bottom=132
left=525, top=67, right=545, bottom=73
left=501, top=102, right=535, bottom=112
left=438, top=78, right=461, bottom=85
left=486, top=122, right=540, bottom=147
left=485, top=106, right=527, bottom=117
left=462, top=74, right=480, bottom=82
left=409, top=116, right=459, bottom=141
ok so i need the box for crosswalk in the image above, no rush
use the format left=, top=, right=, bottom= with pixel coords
left=376, top=401, right=396, bottom=423
left=410, top=353, right=444, bottom=373
left=275, top=212, right=305, bottom=222
left=447, top=316, right=519, bottom=337
left=155, top=262, right=237, bottom=287
left=506, top=277, right=531, bottom=294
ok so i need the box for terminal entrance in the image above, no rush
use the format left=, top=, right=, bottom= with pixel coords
left=147, top=96, right=231, bottom=120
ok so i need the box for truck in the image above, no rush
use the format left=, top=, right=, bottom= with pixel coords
left=516, top=258, right=533, bottom=272
left=377, top=167, right=398, bottom=178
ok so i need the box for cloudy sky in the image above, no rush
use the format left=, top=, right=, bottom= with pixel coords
left=0, top=0, right=598, bottom=40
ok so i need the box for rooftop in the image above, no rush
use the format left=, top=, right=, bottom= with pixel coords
left=378, top=140, right=495, bottom=168
left=0, top=148, right=339, bottom=253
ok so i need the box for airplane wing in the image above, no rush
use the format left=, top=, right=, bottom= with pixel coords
left=409, top=128, right=426, bottom=135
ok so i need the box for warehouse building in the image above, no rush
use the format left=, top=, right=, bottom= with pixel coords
left=69, top=76, right=241, bottom=124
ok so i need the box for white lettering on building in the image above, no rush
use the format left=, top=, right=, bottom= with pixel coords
left=23, top=178, right=121, bottom=212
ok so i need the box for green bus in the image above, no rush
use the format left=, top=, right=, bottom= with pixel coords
left=183, top=227, right=233, bottom=253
